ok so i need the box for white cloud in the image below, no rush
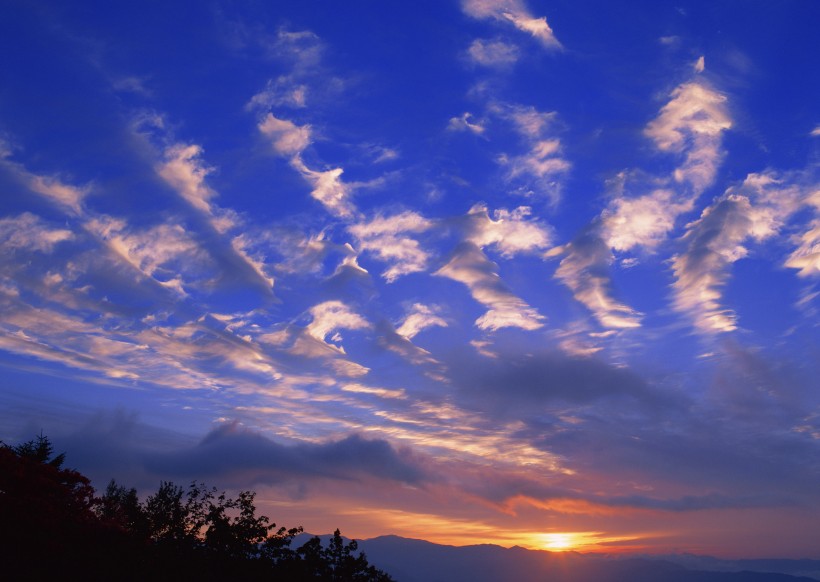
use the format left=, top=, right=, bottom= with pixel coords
left=27, top=175, right=89, bottom=216
left=552, top=233, right=642, bottom=329
left=448, top=112, right=486, bottom=135
left=551, top=78, right=732, bottom=327
left=0, top=213, right=74, bottom=254
left=231, top=235, right=275, bottom=290
left=157, top=144, right=217, bottom=214
left=463, top=204, right=552, bottom=256
left=694, top=55, right=705, bottom=73
left=786, top=220, right=820, bottom=277
left=504, top=140, right=570, bottom=185
left=271, top=28, right=324, bottom=69
left=435, top=242, right=545, bottom=331
left=492, top=104, right=570, bottom=203
left=306, top=300, right=370, bottom=344
left=672, top=172, right=806, bottom=333
left=811, top=126, right=820, bottom=137
left=84, top=215, right=209, bottom=294
left=502, top=104, right=556, bottom=138
left=348, top=211, right=434, bottom=282
left=601, top=189, right=688, bottom=251
left=644, top=81, right=732, bottom=192
left=0, top=151, right=89, bottom=216
left=247, top=77, right=308, bottom=110
left=785, top=188, right=820, bottom=277
left=259, top=113, right=312, bottom=156
left=462, top=0, right=562, bottom=49
left=467, top=39, right=519, bottom=67
left=291, top=158, right=358, bottom=219
left=396, top=303, right=448, bottom=339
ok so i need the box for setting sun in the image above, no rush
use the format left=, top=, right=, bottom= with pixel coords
left=540, top=533, right=577, bottom=552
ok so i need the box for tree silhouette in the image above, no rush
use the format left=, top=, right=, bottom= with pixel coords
left=0, top=434, right=395, bottom=581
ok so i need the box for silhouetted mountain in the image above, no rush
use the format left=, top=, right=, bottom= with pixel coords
left=356, top=536, right=820, bottom=582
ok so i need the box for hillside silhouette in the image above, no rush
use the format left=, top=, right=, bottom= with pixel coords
left=0, top=434, right=394, bottom=581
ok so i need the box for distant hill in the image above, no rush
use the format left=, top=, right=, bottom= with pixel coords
left=352, top=536, right=820, bottom=582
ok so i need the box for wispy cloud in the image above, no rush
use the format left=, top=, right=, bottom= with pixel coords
left=396, top=303, right=448, bottom=340
left=552, top=230, right=642, bottom=329
left=258, top=113, right=312, bottom=156
left=551, top=74, right=733, bottom=329
left=0, top=213, right=74, bottom=254
left=672, top=172, right=806, bottom=332
left=492, top=103, right=570, bottom=203
left=467, top=39, right=520, bottom=67
left=462, top=0, right=562, bottom=50
left=348, top=211, right=433, bottom=282
left=306, top=300, right=370, bottom=347
left=447, top=112, right=486, bottom=135
left=0, top=149, right=89, bottom=216
left=460, top=203, right=552, bottom=256
left=84, top=216, right=210, bottom=295
left=157, top=144, right=219, bottom=215
left=436, top=242, right=545, bottom=331
left=785, top=187, right=820, bottom=277
left=291, top=159, right=358, bottom=219
left=644, top=81, right=732, bottom=193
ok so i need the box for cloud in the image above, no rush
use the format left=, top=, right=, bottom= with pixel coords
left=254, top=111, right=359, bottom=219
left=151, top=424, right=427, bottom=484
left=270, top=28, right=324, bottom=70
left=0, top=213, right=74, bottom=254
left=601, top=188, right=689, bottom=252
left=503, top=140, right=570, bottom=187
left=785, top=188, right=820, bottom=277
left=447, top=112, right=486, bottom=135
left=453, top=346, right=655, bottom=409
left=644, top=81, right=732, bottom=192
left=243, top=26, right=345, bottom=115
left=258, top=113, right=312, bottom=156
left=157, top=144, right=218, bottom=215
left=467, top=39, right=519, bottom=67
left=230, top=234, right=276, bottom=289
left=461, top=0, right=562, bottom=50
left=306, top=300, right=370, bottom=345
left=247, top=77, right=309, bottom=110
left=58, top=416, right=428, bottom=487
left=460, top=203, right=553, bottom=256
left=348, top=211, right=433, bottom=282
left=552, top=230, right=642, bottom=329
left=0, top=151, right=89, bottom=216
left=501, top=104, right=556, bottom=139
left=291, top=159, right=358, bottom=219
left=491, top=104, right=570, bottom=203
left=396, top=303, right=448, bottom=340
left=84, top=216, right=210, bottom=295
left=551, top=77, right=732, bottom=328
left=672, top=172, right=805, bottom=332
left=435, top=242, right=545, bottom=331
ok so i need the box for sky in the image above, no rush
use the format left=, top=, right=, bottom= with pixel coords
left=0, top=0, right=819, bottom=559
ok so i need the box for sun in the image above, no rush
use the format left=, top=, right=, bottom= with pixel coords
left=541, top=533, right=576, bottom=551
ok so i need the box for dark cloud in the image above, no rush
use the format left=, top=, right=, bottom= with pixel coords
left=447, top=345, right=669, bottom=413
left=144, top=421, right=429, bottom=486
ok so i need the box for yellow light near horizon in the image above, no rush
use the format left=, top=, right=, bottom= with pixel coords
left=541, top=533, right=576, bottom=551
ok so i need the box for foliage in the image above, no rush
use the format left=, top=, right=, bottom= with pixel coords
left=0, top=434, right=395, bottom=581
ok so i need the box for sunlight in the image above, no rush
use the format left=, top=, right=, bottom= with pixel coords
left=540, top=533, right=577, bottom=551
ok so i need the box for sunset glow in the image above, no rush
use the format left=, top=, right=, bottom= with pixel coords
left=1, top=0, right=819, bottom=564
left=540, top=533, right=576, bottom=552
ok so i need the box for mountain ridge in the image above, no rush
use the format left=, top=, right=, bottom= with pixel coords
left=345, top=535, right=820, bottom=582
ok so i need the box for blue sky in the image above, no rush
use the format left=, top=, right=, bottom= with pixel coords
left=1, top=0, right=819, bottom=557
